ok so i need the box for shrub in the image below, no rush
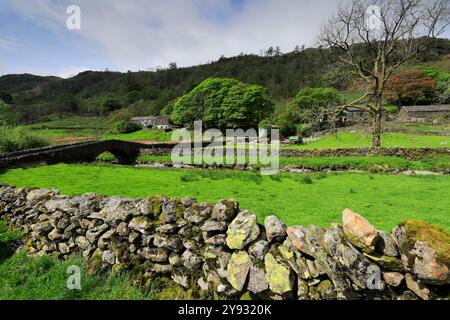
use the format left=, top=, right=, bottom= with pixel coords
left=0, top=126, right=49, bottom=154
left=278, top=87, right=342, bottom=137
left=107, top=109, right=133, bottom=128
left=110, top=120, right=142, bottom=134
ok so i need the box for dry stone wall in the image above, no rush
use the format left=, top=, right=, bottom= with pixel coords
left=0, top=183, right=449, bottom=300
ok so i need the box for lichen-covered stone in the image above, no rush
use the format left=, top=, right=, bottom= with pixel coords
left=323, top=226, right=383, bottom=290
left=226, top=210, right=260, bottom=250
left=140, top=248, right=168, bottom=262
left=181, top=250, right=202, bottom=269
left=153, top=234, right=183, bottom=252
left=264, top=215, right=287, bottom=243
left=393, top=220, right=450, bottom=285
left=343, top=209, right=379, bottom=252
left=264, top=253, right=294, bottom=296
left=102, top=250, right=115, bottom=265
left=226, top=251, right=251, bottom=292
left=204, top=233, right=227, bottom=246
left=183, top=204, right=211, bottom=224
left=128, top=216, right=153, bottom=234
left=212, top=199, right=239, bottom=221
left=278, top=239, right=311, bottom=280
left=297, top=278, right=309, bottom=300
left=201, top=220, right=228, bottom=232
left=317, top=280, right=336, bottom=300
left=363, top=253, right=404, bottom=272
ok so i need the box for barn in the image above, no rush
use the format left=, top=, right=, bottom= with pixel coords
left=398, top=105, right=450, bottom=123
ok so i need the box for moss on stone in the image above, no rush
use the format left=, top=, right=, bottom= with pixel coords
left=147, top=196, right=164, bottom=217
left=364, top=253, right=404, bottom=272
left=221, top=199, right=238, bottom=220
left=175, top=204, right=185, bottom=219
left=317, top=280, right=336, bottom=300
left=85, top=248, right=103, bottom=276
left=112, top=263, right=125, bottom=275
left=401, top=220, right=450, bottom=266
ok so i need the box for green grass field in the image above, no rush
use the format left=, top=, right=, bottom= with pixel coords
left=29, top=128, right=100, bottom=138
left=100, top=130, right=173, bottom=142
left=387, top=123, right=450, bottom=133
left=289, top=132, right=450, bottom=149
left=28, top=116, right=107, bottom=129
left=1, top=164, right=449, bottom=232
left=97, top=153, right=450, bottom=172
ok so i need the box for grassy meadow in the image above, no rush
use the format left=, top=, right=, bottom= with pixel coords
left=289, top=132, right=450, bottom=149
left=96, top=153, right=450, bottom=172
left=1, top=164, right=449, bottom=232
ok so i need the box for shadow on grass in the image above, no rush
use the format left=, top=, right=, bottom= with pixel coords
left=0, top=221, right=21, bottom=264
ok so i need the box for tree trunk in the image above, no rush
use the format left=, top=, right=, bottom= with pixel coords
left=371, top=107, right=382, bottom=148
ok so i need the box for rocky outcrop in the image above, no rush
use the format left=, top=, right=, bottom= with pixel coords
left=0, top=183, right=449, bottom=300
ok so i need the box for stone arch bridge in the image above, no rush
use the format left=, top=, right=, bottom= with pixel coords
left=0, top=140, right=179, bottom=169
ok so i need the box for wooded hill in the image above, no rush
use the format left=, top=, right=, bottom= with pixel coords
left=1, top=38, right=449, bottom=122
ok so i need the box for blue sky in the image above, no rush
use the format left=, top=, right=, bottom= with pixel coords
left=0, top=0, right=448, bottom=78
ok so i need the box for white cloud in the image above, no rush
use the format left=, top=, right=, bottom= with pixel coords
left=3, top=0, right=448, bottom=74
left=3, top=0, right=340, bottom=72
left=55, top=66, right=90, bottom=78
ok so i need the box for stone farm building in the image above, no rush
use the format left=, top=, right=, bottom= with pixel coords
left=131, top=116, right=172, bottom=130
left=343, top=107, right=368, bottom=124
left=398, top=105, right=450, bottom=123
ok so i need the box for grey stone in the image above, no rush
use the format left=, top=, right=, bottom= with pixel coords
left=383, top=272, right=404, bottom=287
left=264, top=215, right=287, bottom=243
left=248, top=264, right=269, bottom=294
left=226, top=210, right=260, bottom=250
left=102, top=250, right=115, bottom=265
left=211, top=199, right=239, bottom=221
left=140, top=248, right=168, bottom=262
left=323, top=226, right=384, bottom=290
left=226, top=251, right=251, bottom=292
left=248, top=240, right=270, bottom=260
left=376, top=231, right=399, bottom=257
left=153, top=234, right=183, bottom=252
left=201, top=220, right=228, bottom=232
left=181, top=250, right=202, bottom=269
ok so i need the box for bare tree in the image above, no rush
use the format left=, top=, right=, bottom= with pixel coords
left=320, top=0, right=449, bottom=147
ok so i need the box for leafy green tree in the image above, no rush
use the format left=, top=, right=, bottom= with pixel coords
left=107, top=109, right=133, bottom=128
left=110, top=120, right=142, bottom=134
left=278, top=87, right=342, bottom=136
left=171, top=78, right=274, bottom=130
left=0, top=101, right=20, bottom=126
left=0, top=92, right=13, bottom=104
left=100, top=97, right=122, bottom=115
left=107, top=109, right=142, bottom=134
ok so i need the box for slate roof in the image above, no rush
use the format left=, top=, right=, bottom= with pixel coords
left=401, top=105, right=450, bottom=113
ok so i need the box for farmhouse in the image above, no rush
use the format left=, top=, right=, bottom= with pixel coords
left=399, top=105, right=450, bottom=123
left=131, top=116, right=172, bottom=130
left=343, top=107, right=368, bottom=124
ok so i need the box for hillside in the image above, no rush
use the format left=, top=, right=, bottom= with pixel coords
left=1, top=38, right=449, bottom=123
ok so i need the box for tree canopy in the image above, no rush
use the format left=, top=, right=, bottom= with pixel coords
left=171, top=78, right=274, bottom=130
left=278, top=87, right=342, bottom=136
